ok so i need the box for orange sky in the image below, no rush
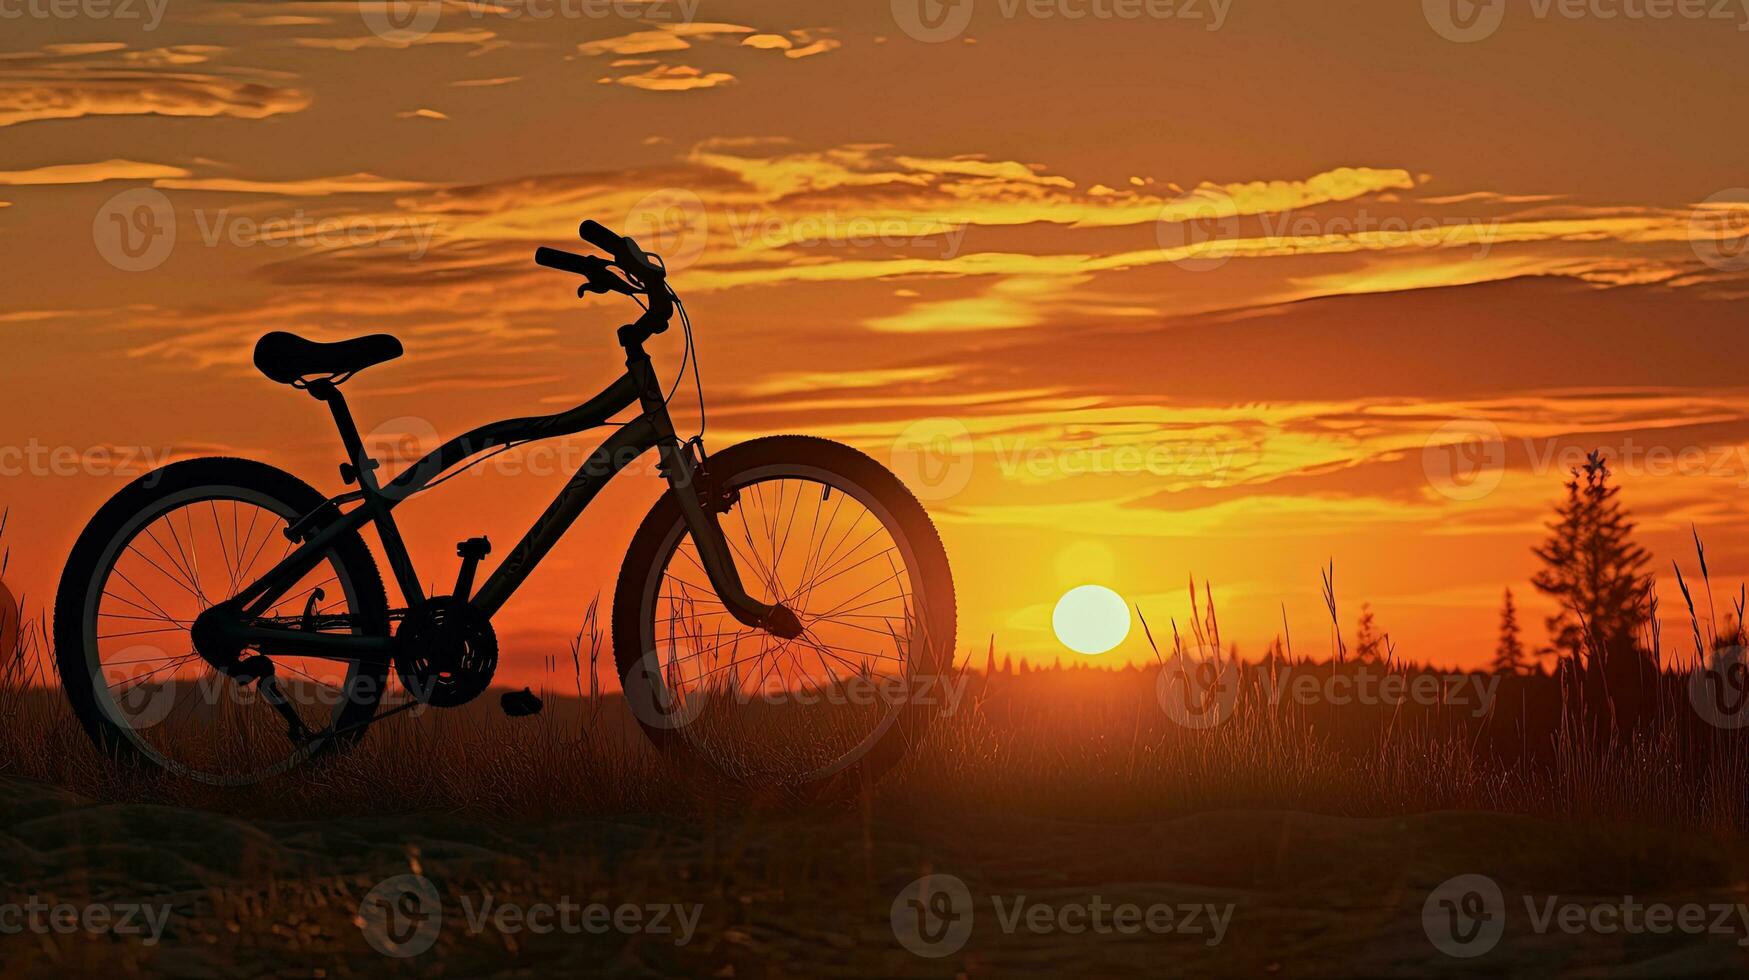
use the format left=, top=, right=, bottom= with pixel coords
left=3, top=1, right=1748, bottom=678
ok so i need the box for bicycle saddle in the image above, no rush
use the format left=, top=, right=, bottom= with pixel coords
left=253, top=330, right=402, bottom=384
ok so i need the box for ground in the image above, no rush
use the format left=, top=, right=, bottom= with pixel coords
left=4, top=775, right=1748, bottom=978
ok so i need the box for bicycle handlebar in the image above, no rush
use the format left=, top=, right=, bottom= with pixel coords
left=533, top=246, right=604, bottom=278
left=578, top=219, right=666, bottom=287
left=535, top=219, right=675, bottom=342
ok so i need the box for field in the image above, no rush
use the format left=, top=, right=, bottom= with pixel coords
left=6, top=582, right=1749, bottom=977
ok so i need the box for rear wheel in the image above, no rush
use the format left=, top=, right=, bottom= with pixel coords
left=54, top=458, right=392, bottom=784
left=613, top=436, right=957, bottom=794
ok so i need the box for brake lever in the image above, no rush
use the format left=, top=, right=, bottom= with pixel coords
left=575, top=262, right=639, bottom=297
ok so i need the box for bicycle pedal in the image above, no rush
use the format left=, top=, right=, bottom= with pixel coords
left=500, top=687, right=543, bottom=718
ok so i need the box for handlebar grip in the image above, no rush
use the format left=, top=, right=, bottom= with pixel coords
left=578, top=220, right=624, bottom=256
left=535, top=246, right=596, bottom=276
left=579, top=218, right=667, bottom=285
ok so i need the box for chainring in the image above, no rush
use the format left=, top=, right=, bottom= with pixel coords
left=393, top=597, right=498, bottom=708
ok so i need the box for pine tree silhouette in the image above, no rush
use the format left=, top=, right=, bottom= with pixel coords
left=1491, top=587, right=1528, bottom=674
left=1531, top=451, right=1650, bottom=665
left=1531, top=451, right=1654, bottom=730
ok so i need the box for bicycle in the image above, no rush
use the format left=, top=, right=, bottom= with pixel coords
left=54, top=219, right=957, bottom=790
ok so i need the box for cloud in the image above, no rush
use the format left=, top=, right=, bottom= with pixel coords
left=739, top=32, right=841, bottom=58
left=742, top=34, right=792, bottom=51
left=579, top=23, right=755, bottom=56
left=0, top=159, right=190, bottom=185
left=785, top=39, right=841, bottom=59
left=603, top=65, right=735, bottom=92
left=0, top=67, right=309, bottom=127
left=153, top=172, right=438, bottom=195
left=41, top=43, right=128, bottom=56
left=396, top=108, right=450, bottom=120
left=118, top=46, right=227, bottom=67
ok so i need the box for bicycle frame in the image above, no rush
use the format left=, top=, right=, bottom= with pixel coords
left=204, top=338, right=792, bottom=664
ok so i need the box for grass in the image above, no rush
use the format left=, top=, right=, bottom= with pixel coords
left=6, top=560, right=1749, bottom=834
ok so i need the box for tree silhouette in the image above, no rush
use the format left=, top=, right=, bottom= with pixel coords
left=1491, top=587, right=1528, bottom=674
left=1531, top=451, right=1650, bottom=667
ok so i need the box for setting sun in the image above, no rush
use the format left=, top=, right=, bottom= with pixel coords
left=1052, top=585, right=1131, bottom=655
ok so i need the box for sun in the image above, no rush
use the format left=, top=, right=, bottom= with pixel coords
left=1052, top=584, right=1131, bottom=655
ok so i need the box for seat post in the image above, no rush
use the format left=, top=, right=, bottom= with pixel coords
left=304, top=379, right=379, bottom=491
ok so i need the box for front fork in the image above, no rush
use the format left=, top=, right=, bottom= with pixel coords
left=654, top=435, right=803, bottom=639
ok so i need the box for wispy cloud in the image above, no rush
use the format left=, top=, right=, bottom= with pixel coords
left=154, top=172, right=438, bottom=195
left=0, top=159, right=190, bottom=185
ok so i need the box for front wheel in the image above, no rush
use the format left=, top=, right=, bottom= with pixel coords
left=613, top=436, right=957, bottom=794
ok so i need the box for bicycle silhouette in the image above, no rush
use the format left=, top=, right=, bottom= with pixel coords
left=55, top=220, right=956, bottom=788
